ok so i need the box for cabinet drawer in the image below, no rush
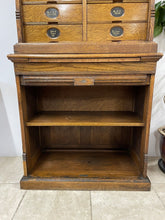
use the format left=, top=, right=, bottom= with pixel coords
left=88, top=3, right=148, bottom=23
left=87, top=23, right=147, bottom=41
left=24, top=25, right=82, bottom=42
left=23, top=4, right=82, bottom=24
left=22, top=0, right=82, bottom=4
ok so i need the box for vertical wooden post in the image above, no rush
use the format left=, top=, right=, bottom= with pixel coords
left=16, top=0, right=23, bottom=42
left=140, top=74, right=155, bottom=177
left=82, top=0, right=87, bottom=41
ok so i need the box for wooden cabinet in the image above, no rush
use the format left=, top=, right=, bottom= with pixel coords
left=16, top=0, right=155, bottom=42
left=8, top=0, right=162, bottom=190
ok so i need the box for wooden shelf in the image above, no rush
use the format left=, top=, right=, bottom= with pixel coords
left=26, top=111, right=144, bottom=127
left=30, top=151, right=140, bottom=179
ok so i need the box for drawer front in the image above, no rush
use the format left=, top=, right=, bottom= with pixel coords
left=23, top=4, right=82, bottom=24
left=24, top=25, right=82, bottom=42
left=88, top=3, right=148, bottom=22
left=87, top=0, right=149, bottom=3
left=22, top=0, right=82, bottom=3
left=87, top=23, right=147, bottom=41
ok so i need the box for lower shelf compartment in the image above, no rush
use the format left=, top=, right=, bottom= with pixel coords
left=22, top=151, right=151, bottom=191
left=30, top=151, right=140, bottom=179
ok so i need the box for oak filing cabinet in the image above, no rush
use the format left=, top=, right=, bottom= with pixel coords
left=8, top=0, right=162, bottom=190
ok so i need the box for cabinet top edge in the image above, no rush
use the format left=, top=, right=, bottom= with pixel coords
left=12, top=42, right=159, bottom=55
left=8, top=53, right=163, bottom=63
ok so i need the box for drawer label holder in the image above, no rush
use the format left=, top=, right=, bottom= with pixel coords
left=45, top=8, right=59, bottom=19
left=111, top=7, right=124, bottom=17
left=47, top=28, right=60, bottom=38
left=110, top=26, right=123, bottom=37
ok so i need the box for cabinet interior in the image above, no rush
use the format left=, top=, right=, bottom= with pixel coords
left=22, top=85, right=147, bottom=178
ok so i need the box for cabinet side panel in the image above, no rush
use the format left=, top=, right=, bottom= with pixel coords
left=16, top=0, right=23, bottom=42
left=140, top=75, right=155, bottom=176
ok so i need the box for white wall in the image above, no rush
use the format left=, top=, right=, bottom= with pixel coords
left=149, top=33, right=165, bottom=156
left=0, top=1, right=164, bottom=156
left=0, top=0, right=22, bottom=156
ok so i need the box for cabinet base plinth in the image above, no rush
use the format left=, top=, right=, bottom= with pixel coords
left=20, top=176, right=151, bottom=191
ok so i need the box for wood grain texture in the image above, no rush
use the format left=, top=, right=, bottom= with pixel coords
left=147, top=0, right=155, bottom=40
left=20, top=75, right=149, bottom=86
left=140, top=75, right=155, bottom=177
left=34, top=86, right=135, bottom=112
left=24, top=25, right=82, bottom=42
left=13, top=42, right=158, bottom=54
left=23, top=4, right=82, bottom=23
left=22, top=0, right=149, bottom=3
left=16, top=76, right=28, bottom=175
left=11, top=0, right=161, bottom=191
left=40, top=126, right=131, bottom=149
left=14, top=62, right=156, bottom=75
left=26, top=111, right=144, bottom=127
left=88, top=3, right=148, bottom=23
left=16, top=0, right=23, bottom=42
left=87, top=0, right=149, bottom=2
left=15, top=78, right=41, bottom=175
left=88, top=23, right=147, bottom=41
left=29, top=151, right=141, bottom=178
left=20, top=176, right=151, bottom=190
left=82, top=0, right=87, bottom=40
left=22, top=0, right=82, bottom=3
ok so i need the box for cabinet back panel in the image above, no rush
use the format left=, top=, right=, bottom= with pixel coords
left=40, top=126, right=131, bottom=149
left=36, top=86, right=134, bottom=111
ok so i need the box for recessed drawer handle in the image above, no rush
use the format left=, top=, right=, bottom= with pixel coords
left=48, top=22, right=59, bottom=25
left=47, top=1, right=57, bottom=4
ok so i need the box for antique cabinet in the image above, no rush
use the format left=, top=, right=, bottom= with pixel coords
left=8, top=0, right=162, bottom=190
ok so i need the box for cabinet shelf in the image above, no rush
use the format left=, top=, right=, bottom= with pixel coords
left=26, top=111, right=144, bottom=127
left=30, top=151, right=140, bottom=179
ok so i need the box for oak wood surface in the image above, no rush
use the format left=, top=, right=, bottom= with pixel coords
left=14, top=62, right=156, bottom=75
left=20, top=75, right=150, bottom=86
left=23, top=4, right=82, bottom=23
left=24, top=24, right=82, bottom=42
left=83, top=0, right=87, bottom=40
left=12, top=0, right=161, bottom=191
left=13, top=42, right=158, bottom=54
left=88, top=23, right=147, bottom=41
left=30, top=151, right=140, bottom=178
left=88, top=3, right=148, bottom=23
left=26, top=111, right=144, bottom=126
left=32, top=86, right=137, bottom=112
left=20, top=176, right=151, bottom=190
left=22, top=0, right=82, bottom=3
left=22, top=0, right=149, bottom=3
left=40, top=126, right=131, bottom=149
